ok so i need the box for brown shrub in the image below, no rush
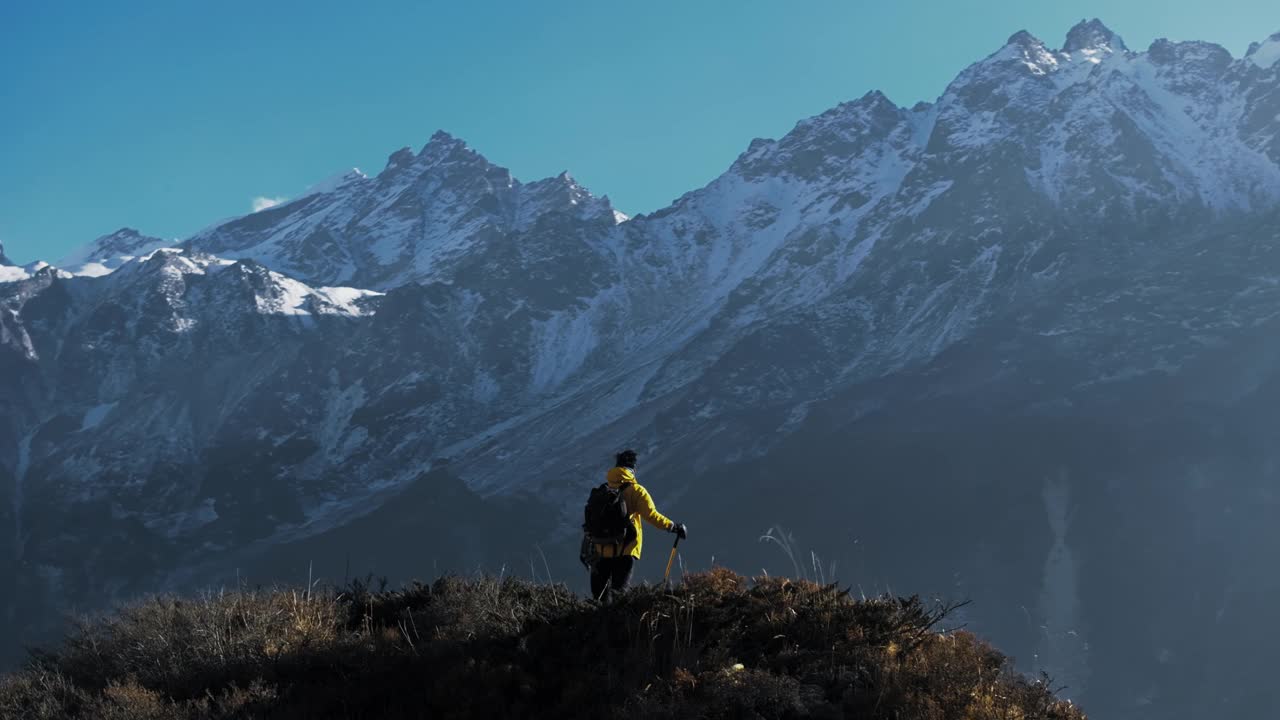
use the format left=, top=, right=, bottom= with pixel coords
left=0, top=571, right=1086, bottom=720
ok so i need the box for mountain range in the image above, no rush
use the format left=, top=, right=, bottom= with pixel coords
left=3, top=18, right=1280, bottom=719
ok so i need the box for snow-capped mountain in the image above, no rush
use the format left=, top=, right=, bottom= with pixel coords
left=3, top=18, right=1280, bottom=718
left=182, top=131, right=625, bottom=290
left=1249, top=31, right=1280, bottom=70
left=0, top=243, right=22, bottom=284
left=58, top=228, right=171, bottom=277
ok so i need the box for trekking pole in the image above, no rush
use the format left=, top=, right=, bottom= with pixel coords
left=663, top=534, right=682, bottom=587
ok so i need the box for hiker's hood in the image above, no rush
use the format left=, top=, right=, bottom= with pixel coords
left=606, top=466, right=636, bottom=488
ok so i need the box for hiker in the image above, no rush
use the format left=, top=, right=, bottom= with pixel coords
left=581, top=449, right=688, bottom=601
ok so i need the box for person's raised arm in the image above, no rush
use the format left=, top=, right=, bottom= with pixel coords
left=631, top=484, right=675, bottom=531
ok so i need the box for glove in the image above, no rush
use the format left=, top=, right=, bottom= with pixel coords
left=671, top=523, right=688, bottom=540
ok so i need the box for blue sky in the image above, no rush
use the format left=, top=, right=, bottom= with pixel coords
left=2, top=0, right=1277, bottom=264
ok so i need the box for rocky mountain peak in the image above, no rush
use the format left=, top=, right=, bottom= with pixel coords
left=134, top=247, right=198, bottom=275
left=59, top=227, right=167, bottom=269
left=379, top=133, right=503, bottom=187
left=416, top=129, right=483, bottom=166
left=1006, top=29, right=1048, bottom=51
left=1145, top=38, right=1233, bottom=69
left=424, top=129, right=465, bottom=148
left=955, top=30, right=1059, bottom=87
left=731, top=88, right=913, bottom=183
left=1062, top=18, right=1127, bottom=55
left=382, top=146, right=416, bottom=173
left=837, top=90, right=904, bottom=126
left=0, top=240, right=11, bottom=266
left=375, top=131, right=513, bottom=193
left=529, top=171, right=587, bottom=201
left=102, top=227, right=145, bottom=243
left=1245, top=31, right=1280, bottom=68
left=510, top=171, right=617, bottom=229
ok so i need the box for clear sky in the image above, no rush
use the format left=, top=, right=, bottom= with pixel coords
left=2, top=0, right=1277, bottom=264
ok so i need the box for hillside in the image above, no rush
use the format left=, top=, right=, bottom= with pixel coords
left=0, top=570, right=1083, bottom=719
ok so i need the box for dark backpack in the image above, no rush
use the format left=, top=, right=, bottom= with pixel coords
left=582, top=482, right=634, bottom=547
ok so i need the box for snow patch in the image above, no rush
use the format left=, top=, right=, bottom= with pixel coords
left=0, top=266, right=29, bottom=283
left=252, top=196, right=287, bottom=213
left=905, top=180, right=954, bottom=216
left=529, top=308, right=600, bottom=392
left=265, top=274, right=316, bottom=316
left=314, top=286, right=383, bottom=315
left=64, top=262, right=115, bottom=278
left=62, top=248, right=178, bottom=277
left=58, top=234, right=170, bottom=270
left=138, top=247, right=186, bottom=263
left=316, top=375, right=367, bottom=464
left=303, top=168, right=367, bottom=197
left=1248, top=35, right=1280, bottom=69
left=254, top=270, right=382, bottom=317
left=1108, top=57, right=1280, bottom=209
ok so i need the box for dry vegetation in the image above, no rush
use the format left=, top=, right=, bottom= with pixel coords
left=0, top=569, right=1086, bottom=719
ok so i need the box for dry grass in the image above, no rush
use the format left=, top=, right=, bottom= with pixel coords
left=0, top=569, right=1085, bottom=719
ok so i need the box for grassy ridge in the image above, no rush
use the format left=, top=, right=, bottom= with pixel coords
left=0, top=569, right=1085, bottom=719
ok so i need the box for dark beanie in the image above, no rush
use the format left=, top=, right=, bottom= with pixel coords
left=616, top=449, right=638, bottom=469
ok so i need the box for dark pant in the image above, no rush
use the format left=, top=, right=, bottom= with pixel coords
left=590, top=556, right=635, bottom=600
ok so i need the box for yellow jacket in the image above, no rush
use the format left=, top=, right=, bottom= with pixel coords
left=595, top=467, right=674, bottom=559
